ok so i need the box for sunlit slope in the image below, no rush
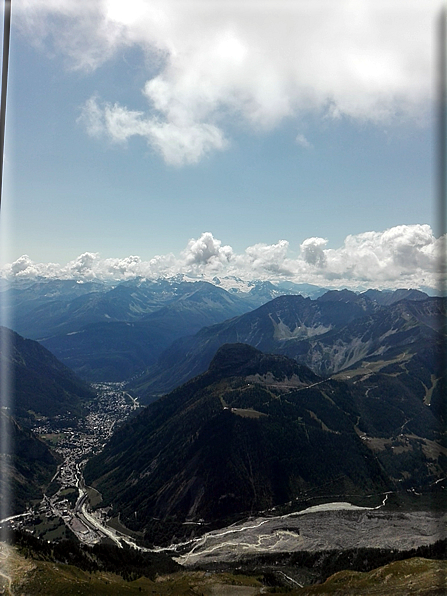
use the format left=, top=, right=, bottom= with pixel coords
left=294, top=557, right=447, bottom=595
left=5, top=555, right=445, bottom=595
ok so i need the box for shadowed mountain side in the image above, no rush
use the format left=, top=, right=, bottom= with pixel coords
left=40, top=282, right=253, bottom=382
left=0, top=411, right=60, bottom=516
left=0, top=327, right=95, bottom=428
left=133, top=295, right=445, bottom=402
left=84, top=344, right=390, bottom=544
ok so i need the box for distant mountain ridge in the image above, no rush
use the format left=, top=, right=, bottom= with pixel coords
left=4, top=277, right=324, bottom=341
left=39, top=282, right=255, bottom=381
left=19, top=279, right=325, bottom=382
left=3, top=278, right=439, bottom=385
left=362, top=288, right=431, bottom=305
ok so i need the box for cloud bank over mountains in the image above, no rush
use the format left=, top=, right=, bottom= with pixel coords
left=3, top=225, right=444, bottom=291
left=17, top=0, right=440, bottom=165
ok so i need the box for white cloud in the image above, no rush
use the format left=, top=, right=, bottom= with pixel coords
left=10, top=254, right=34, bottom=275
left=182, top=232, right=233, bottom=268
left=237, top=240, right=293, bottom=276
left=300, top=237, right=327, bottom=267
left=3, top=225, right=444, bottom=291
left=6, top=254, right=61, bottom=279
left=79, top=97, right=228, bottom=165
left=313, top=224, right=444, bottom=289
left=64, top=252, right=101, bottom=277
left=16, top=0, right=125, bottom=71
left=16, top=0, right=441, bottom=164
left=145, top=121, right=228, bottom=166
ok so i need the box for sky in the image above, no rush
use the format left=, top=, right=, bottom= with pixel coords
left=0, top=0, right=445, bottom=290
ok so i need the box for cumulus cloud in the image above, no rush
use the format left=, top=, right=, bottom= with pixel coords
left=237, top=240, right=293, bottom=276
left=322, top=224, right=440, bottom=283
left=65, top=252, right=101, bottom=277
left=300, top=237, right=327, bottom=267
left=16, top=0, right=440, bottom=164
left=182, top=232, right=233, bottom=268
left=6, top=254, right=61, bottom=279
left=10, top=255, right=35, bottom=276
left=2, top=225, right=444, bottom=291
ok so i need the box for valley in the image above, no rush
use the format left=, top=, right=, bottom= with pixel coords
left=2, top=383, right=141, bottom=546
left=1, top=282, right=446, bottom=593
left=3, top=373, right=443, bottom=570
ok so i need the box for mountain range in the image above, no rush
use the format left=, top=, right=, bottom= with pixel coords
left=39, top=281, right=255, bottom=381
left=132, top=290, right=445, bottom=402
left=4, top=277, right=437, bottom=389
left=1, top=275, right=446, bottom=595
left=4, top=277, right=322, bottom=341
left=3, top=281, right=445, bottom=535
left=4, top=277, right=317, bottom=382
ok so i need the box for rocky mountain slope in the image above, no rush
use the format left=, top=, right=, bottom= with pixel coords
left=133, top=292, right=445, bottom=402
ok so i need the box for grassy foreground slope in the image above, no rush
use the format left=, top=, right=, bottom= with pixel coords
left=1, top=541, right=262, bottom=595
left=293, top=558, right=447, bottom=595
left=2, top=542, right=446, bottom=596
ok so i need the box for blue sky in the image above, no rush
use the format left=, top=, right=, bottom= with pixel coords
left=0, top=1, right=444, bottom=290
